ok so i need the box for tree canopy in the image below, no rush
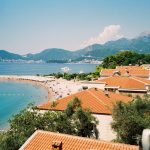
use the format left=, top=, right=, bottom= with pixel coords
left=102, top=51, right=150, bottom=69
left=111, top=95, right=150, bottom=145
left=0, top=98, right=98, bottom=150
left=44, top=71, right=101, bottom=81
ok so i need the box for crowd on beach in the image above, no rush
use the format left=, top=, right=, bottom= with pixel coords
left=46, top=78, right=82, bottom=100
left=0, top=75, right=83, bottom=101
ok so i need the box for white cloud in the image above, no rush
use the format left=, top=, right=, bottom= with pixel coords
left=81, top=25, right=123, bottom=48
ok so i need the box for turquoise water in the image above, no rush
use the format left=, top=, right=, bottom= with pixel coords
left=0, top=63, right=98, bottom=129
left=0, top=80, right=48, bottom=129
left=0, top=62, right=98, bottom=75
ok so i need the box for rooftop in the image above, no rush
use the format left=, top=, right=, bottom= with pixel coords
left=19, top=130, right=139, bottom=150
left=116, top=66, right=143, bottom=70
left=101, top=66, right=149, bottom=78
left=96, top=76, right=150, bottom=91
left=38, top=88, right=132, bottom=115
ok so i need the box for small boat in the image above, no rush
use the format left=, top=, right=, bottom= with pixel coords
left=61, top=67, right=71, bottom=73
left=79, top=70, right=84, bottom=74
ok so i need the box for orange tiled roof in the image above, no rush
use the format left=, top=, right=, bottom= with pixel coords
left=96, top=76, right=150, bottom=91
left=127, top=69, right=149, bottom=77
left=38, top=88, right=132, bottom=115
left=100, top=69, right=116, bottom=76
left=19, top=130, right=139, bottom=150
left=101, top=68, right=149, bottom=77
left=116, top=66, right=143, bottom=70
left=133, top=77, right=150, bottom=84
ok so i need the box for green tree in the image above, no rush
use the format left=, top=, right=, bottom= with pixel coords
left=91, top=65, right=103, bottom=78
left=64, top=97, right=99, bottom=138
left=102, top=50, right=150, bottom=69
left=0, top=98, right=98, bottom=150
left=111, top=95, right=150, bottom=145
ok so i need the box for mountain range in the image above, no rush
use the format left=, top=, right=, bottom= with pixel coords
left=0, top=35, right=150, bottom=62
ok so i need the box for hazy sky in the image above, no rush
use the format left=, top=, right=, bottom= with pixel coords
left=0, top=0, right=150, bottom=54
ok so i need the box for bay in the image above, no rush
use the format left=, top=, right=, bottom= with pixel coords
left=0, top=62, right=98, bottom=75
left=0, top=80, right=48, bottom=129
left=0, top=62, right=98, bottom=129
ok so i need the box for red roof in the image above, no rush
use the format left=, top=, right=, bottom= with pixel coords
left=101, top=68, right=149, bottom=78
left=96, top=76, right=150, bottom=91
left=20, top=130, right=139, bottom=150
left=116, top=66, right=143, bottom=70
left=38, top=88, right=132, bottom=115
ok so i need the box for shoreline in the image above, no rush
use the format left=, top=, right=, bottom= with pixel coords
left=0, top=75, right=55, bottom=102
left=0, top=75, right=83, bottom=131
left=0, top=75, right=57, bottom=131
left=0, top=75, right=83, bottom=101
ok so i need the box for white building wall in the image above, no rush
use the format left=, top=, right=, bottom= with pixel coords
left=93, top=114, right=116, bottom=141
left=80, top=82, right=105, bottom=90
left=39, top=110, right=116, bottom=142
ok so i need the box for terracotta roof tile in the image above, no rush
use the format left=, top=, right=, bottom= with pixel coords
left=96, top=76, right=150, bottom=91
left=19, top=130, right=139, bottom=150
left=101, top=67, right=149, bottom=78
left=38, top=88, right=132, bottom=115
left=133, top=77, right=150, bottom=84
left=116, top=66, right=143, bottom=70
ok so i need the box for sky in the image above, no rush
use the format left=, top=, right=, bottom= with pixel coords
left=0, top=0, right=150, bottom=54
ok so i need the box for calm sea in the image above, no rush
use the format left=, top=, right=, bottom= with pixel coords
left=0, top=80, right=48, bottom=129
left=0, top=63, right=98, bottom=129
left=0, top=62, right=98, bottom=75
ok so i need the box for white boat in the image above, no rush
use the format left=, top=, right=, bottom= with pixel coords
left=79, top=70, right=84, bottom=74
left=61, top=67, right=71, bottom=73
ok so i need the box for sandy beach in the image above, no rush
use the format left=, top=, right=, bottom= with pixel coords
left=0, top=75, right=83, bottom=101
left=0, top=75, right=54, bottom=101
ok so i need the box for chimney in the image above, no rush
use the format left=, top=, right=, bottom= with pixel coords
left=52, top=141, right=62, bottom=150
left=113, top=70, right=121, bottom=76
left=125, top=68, right=129, bottom=74
left=104, top=89, right=109, bottom=97
left=95, top=88, right=98, bottom=91
left=123, top=68, right=130, bottom=77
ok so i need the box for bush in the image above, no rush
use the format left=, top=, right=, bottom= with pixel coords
left=111, top=95, right=150, bottom=145
left=0, top=98, right=98, bottom=150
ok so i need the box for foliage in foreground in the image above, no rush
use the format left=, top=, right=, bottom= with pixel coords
left=102, top=51, right=150, bottom=69
left=0, top=98, right=98, bottom=150
left=111, top=95, right=150, bottom=145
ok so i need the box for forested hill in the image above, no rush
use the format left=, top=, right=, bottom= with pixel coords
left=0, top=50, right=23, bottom=60
left=102, top=51, right=150, bottom=69
left=0, top=34, right=150, bottom=61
